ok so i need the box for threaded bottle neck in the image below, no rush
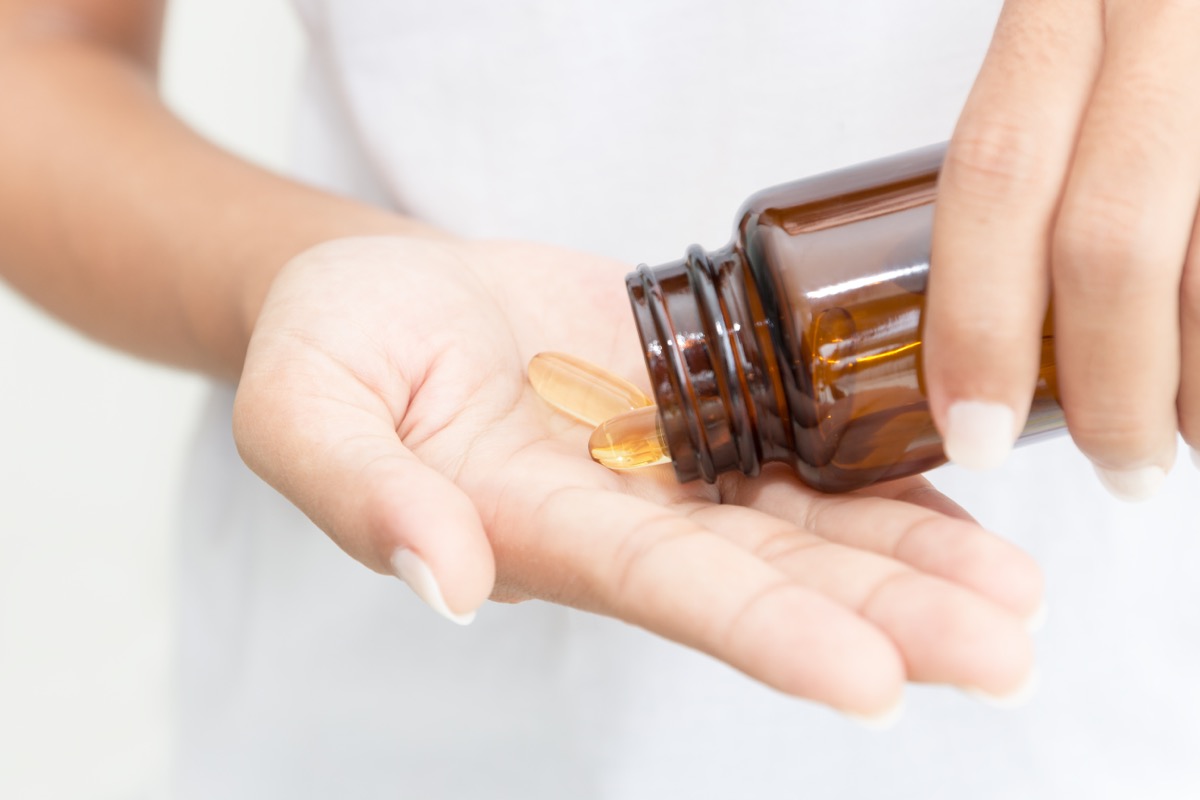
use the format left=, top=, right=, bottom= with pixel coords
left=626, top=244, right=777, bottom=483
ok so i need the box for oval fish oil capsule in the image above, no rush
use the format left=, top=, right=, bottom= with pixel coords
left=528, top=351, right=654, bottom=427
left=588, top=405, right=671, bottom=469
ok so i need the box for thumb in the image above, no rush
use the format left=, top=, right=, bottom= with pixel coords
left=233, top=385, right=495, bottom=625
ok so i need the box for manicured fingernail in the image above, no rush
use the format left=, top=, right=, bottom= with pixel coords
left=390, top=548, right=476, bottom=626
left=1093, top=464, right=1166, bottom=503
left=968, top=668, right=1039, bottom=709
left=1025, top=600, right=1048, bottom=634
left=943, top=401, right=1016, bottom=470
left=845, top=696, right=905, bottom=731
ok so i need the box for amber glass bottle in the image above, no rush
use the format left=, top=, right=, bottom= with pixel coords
left=626, top=144, right=1064, bottom=492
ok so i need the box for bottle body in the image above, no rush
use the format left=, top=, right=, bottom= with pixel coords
left=627, top=144, right=1063, bottom=492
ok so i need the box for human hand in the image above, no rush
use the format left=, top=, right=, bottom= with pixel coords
left=234, top=236, right=1042, bottom=720
left=927, top=0, right=1199, bottom=498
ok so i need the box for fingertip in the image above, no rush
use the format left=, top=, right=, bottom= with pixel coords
left=844, top=693, right=906, bottom=731
left=364, top=464, right=496, bottom=619
left=391, top=547, right=479, bottom=625
left=811, top=656, right=906, bottom=725
left=1093, top=463, right=1169, bottom=503
left=970, top=529, right=1045, bottom=625
left=806, top=626, right=908, bottom=718
left=869, top=572, right=1035, bottom=697
left=961, top=616, right=1036, bottom=701
left=1013, top=567, right=1046, bottom=630
left=942, top=400, right=1017, bottom=470
left=967, top=665, right=1040, bottom=709
left=1024, top=599, right=1048, bottom=634
left=736, top=587, right=906, bottom=714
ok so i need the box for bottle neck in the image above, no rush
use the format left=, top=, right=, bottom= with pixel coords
left=627, top=244, right=783, bottom=483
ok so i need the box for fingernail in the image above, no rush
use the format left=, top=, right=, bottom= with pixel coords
left=845, top=696, right=905, bottom=731
left=1025, top=600, right=1048, bottom=634
left=390, top=548, right=476, bottom=626
left=968, top=667, right=1039, bottom=709
left=943, top=401, right=1016, bottom=470
left=1189, top=447, right=1200, bottom=471
left=1093, top=464, right=1167, bottom=503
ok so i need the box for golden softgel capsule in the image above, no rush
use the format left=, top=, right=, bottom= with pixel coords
left=588, top=406, right=671, bottom=469
left=528, top=352, right=654, bottom=427
left=528, top=352, right=670, bottom=470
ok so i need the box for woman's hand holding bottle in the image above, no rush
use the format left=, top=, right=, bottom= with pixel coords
left=928, top=0, right=1200, bottom=499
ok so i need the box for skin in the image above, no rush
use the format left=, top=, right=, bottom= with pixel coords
left=927, top=0, right=1200, bottom=482
left=0, top=0, right=1078, bottom=719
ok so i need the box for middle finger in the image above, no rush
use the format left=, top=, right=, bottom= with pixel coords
left=1051, top=0, right=1200, bottom=497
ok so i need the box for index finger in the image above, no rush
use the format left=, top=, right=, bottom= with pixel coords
left=926, top=0, right=1102, bottom=468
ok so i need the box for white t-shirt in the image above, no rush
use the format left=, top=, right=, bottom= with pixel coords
left=173, top=2, right=1200, bottom=797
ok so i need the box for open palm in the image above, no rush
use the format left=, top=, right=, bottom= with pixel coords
left=234, top=236, right=1041, bottom=719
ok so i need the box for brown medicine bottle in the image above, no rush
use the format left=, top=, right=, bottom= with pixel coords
left=626, top=144, right=1064, bottom=493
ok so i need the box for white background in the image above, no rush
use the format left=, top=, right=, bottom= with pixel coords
left=0, top=2, right=303, bottom=797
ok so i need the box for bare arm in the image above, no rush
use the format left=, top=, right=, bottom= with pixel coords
left=0, top=0, right=427, bottom=379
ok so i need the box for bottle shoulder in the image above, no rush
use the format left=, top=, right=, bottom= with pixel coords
left=734, top=142, right=947, bottom=238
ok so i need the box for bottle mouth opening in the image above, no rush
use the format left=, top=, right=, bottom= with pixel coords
left=627, top=263, right=702, bottom=483
left=625, top=248, right=760, bottom=484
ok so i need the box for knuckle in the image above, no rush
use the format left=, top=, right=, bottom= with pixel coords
left=943, top=121, right=1048, bottom=202
left=1066, top=407, right=1167, bottom=464
left=1053, top=192, right=1172, bottom=295
left=935, top=304, right=1019, bottom=341
left=927, top=303, right=1039, bottom=375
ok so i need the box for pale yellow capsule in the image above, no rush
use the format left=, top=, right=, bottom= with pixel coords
left=528, top=351, right=654, bottom=427
left=589, top=405, right=671, bottom=469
